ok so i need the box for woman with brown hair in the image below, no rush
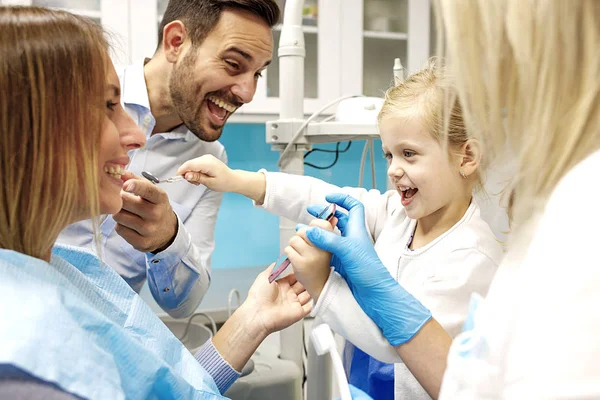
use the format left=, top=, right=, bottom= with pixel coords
left=0, top=6, right=310, bottom=400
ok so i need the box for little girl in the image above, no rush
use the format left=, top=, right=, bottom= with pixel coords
left=177, top=59, right=503, bottom=400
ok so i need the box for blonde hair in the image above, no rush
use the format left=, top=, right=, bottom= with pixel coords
left=0, top=6, right=109, bottom=259
left=378, top=58, right=483, bottom=187
left=435, top=0, right=600, bottom=234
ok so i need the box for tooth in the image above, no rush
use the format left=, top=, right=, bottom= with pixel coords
left=208, top=96, right=236, bottom=112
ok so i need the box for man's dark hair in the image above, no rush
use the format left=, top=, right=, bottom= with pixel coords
left=157, top=0, right=280, bottom=49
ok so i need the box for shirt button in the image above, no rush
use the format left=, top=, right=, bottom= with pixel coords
left=143, top=115, right=152, bottom=124
left=151, top=259, right=160, bottom=264
left=163, top=288, right=170, bottom=292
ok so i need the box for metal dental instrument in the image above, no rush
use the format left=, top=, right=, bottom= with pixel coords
left=268, top=203, right=337, bottom=283
left=141, top=171, right=185, bottom=184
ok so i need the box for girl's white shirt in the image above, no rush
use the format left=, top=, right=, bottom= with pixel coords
left=258, top=170, right=503, bottom=399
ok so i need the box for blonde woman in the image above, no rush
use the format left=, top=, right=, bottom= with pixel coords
left=297, top=0, right=600, bottom=399
left=176, top=60, right=502, bottom=400
left=0, top=6, right=310, bottom=399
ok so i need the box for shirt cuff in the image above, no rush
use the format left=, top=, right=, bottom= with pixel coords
left=194, top=339, right=241, bottom=394
left=146, top=211, right=190, bottom=267
left=144, top=214, right=194, bottom=310
left=252, top=169, right=269, bottom=208
left=310, top=268, right=340, bottom=317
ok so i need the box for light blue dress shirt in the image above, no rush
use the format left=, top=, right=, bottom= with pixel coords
left=58, top=59, right=227, bottom=318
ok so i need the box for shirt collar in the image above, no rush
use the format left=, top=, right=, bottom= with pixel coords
left=121, top=59, right=151, bottom=112
left=158, top=123, right=199, bottom=142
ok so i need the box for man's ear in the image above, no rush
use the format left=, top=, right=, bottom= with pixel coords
left=162, top=20, right=187, bottom=63
left=460, top=139, right=482, bottom=177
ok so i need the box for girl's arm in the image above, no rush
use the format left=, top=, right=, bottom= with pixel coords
left=176, top=154, right=395, bottom=237
left=394, top=319, right=452, bottom=399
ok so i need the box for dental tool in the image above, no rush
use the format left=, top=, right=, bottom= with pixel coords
left=141, top=171, right=185, bottom=184
left=268, top=203, right=336, bottom=283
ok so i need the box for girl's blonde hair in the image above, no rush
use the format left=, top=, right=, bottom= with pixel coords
left=435, top=0, right=600, bottom=233
left=378, top=58, right=483, bottom=187
left=0, top=6, right=109, bottom=259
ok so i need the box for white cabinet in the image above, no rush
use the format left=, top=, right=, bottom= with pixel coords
left=237, top=0, right=343, bottom=116
left=242, top=0, right=431, bottom=118
left=1, top=0, right=131, bottom=65
left=360, top=0, right=431, bottom=97
left=238, top=0, right=431, bottom=118
left=2, top=0, right=431, bottom=119
left=126, top=0, right=431, bottom=119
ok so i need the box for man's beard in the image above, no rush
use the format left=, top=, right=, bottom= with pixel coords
left=169, top=53, right=223, bottom=142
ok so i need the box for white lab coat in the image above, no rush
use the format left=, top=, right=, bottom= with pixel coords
left=259, top=171, right=503, bottom=399
left=440, top=149, right=600, bottom=399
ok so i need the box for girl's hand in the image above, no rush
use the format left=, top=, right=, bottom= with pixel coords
left=285, top=217, right=337, bottom=301
left=176, top=154, right=236, bottom=192
left=176, top=155, right=266, bottom=203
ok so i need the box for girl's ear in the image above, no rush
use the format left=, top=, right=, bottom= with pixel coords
left=460, top=139, right=482, bottom=177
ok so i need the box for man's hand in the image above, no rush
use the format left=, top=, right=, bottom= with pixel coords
left=113, top=171, right=178, bottom=253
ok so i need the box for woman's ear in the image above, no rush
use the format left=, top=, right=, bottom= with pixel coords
left=162, top=21, right=188, bottom=63
left=460, top=139, right=482, bottom=177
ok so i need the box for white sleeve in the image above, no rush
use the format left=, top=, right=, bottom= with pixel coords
left=311, top=248, right=498, bottom=364
left=500, top=187, right=600, bottom=398
left=259, top=171, right=396, bottom=239
left=312, top=269, right=402, bottom=364
left=441, top=155, right=600, bottom=399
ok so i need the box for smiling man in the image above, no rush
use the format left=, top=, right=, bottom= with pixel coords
left=58, top=0, right=279, bottom=318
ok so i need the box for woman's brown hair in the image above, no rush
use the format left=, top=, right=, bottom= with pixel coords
left=0, top=6, right=109, bottom=259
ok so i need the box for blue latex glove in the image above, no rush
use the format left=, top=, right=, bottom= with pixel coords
left=304, top=193, right=432, bottom=346
left=334, top=384, right=373, bottom=400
